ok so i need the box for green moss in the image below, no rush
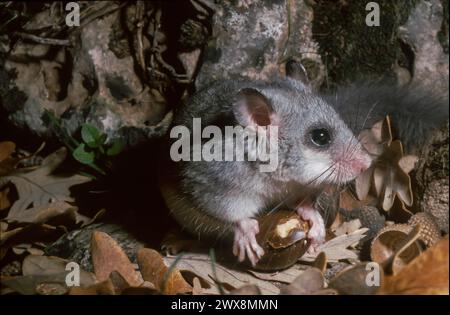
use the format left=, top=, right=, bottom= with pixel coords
left=312, top=0, right=419, bottom=90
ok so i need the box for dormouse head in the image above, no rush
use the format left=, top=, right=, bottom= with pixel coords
left=231, top=60, right=372, bottom=187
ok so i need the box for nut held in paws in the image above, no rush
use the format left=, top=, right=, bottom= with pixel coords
left=253, top=210, right=310, bottom=271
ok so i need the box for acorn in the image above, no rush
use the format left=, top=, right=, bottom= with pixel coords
left=370, top=224, right=422, bottom=274
left=253, top=210, right=310, bottom=271
left=339, top=206, right=385, bottom=239
left=407, top=212, right=441, bottom=247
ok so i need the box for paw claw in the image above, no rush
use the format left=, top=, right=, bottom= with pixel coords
left=296, top=206, right=326, bottom=251
left=233, top=218, right=264, bottom=266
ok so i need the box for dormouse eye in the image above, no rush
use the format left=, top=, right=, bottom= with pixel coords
left=310, top=128, right=331, bottom=147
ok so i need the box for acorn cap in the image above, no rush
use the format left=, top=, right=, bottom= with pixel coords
left=370, top=224, right=421, bottom=266
left=408, top=212, right=441, bottom=247
left=339, top=206, right=385, bottom=239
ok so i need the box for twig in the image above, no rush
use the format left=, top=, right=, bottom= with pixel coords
left=149, top=8, right=162, bottom=69
left=153, top=48, right=189, bottom=80
left=15, top=32, right=71, bottom=46
left=135, top=1, right=147, bottom=80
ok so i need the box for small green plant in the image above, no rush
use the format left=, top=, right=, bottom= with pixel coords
left=73, top=123, right=124, bottom=168
left=42, top=110, right=124, bottom=177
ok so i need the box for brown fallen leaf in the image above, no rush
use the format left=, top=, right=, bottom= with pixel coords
left=69, top=271, right=139, bottom=295
left=1, top=273, right=72, bottom=295
left=312, top=252, right=327, bottom=274
left=163, top=253, right=281, bottom=294
left=0, top=141, right=16, bottom=163
left=5, top=201, right=87, bottom=225
left=0, top=227, right=24, bottom=244
left=192, top=277, right=203, bottom=295
left=373, top=141, right=417, bottom=210
left=120, top=287, right=160, bottom=295
left=0, top=142, right=45, bottom=177
left=388, top=198, right=413, bottom=223
left=356, top=116, right=418, bottom=211
left=247, top=264, right=309, bottom=284
left=280, top=268, right=325, bottom=295
left=300, top=228, right=368, bottom=262
left=137, top=248, right=191, bottom=295
left=333, top=219, right=362, bottom=236
left=91, top=231, right=143, bottom=287
left=229, top=284, right=262, bottom=295
left=356, top=117, right=392, bottom=200
left=339, top=188, right=376, bottom=211
left=0, top=224, right=63, bottom=261
left=328, top=262, right=384, bottom=295
left=35, top=282, right=68, bottom=295
left=2, top=254, right=96, bottom=296
left=1, top=147, right=91, bottom=218
left=69, top=278, right=116, bottom=295
left=0, top=187, right=11, bottom=210
left=0, top=141, right=18, bottom=176
left=108, top=270, right=131, bottom=294
left=22, top=255, right=96, bottom=286
left=379, top=237, right=449, bottom=294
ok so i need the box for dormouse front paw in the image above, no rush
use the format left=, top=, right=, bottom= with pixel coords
left=296, top=206, right=326, bottom=254
left=232, top=218, right=265, bottom=266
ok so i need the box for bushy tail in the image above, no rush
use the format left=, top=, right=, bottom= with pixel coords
left=323, top=82, right=449, bottom=153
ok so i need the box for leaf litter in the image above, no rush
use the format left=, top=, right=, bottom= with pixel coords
left=1, top=114, right=448, bottom=295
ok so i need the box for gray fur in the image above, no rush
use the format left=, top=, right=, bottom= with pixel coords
left=323, top=82, right=449, bottom=153
left=169, top=77, right=367, bottom=231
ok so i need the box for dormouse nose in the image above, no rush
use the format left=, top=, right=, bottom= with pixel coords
left=353, top=153, right=372, bottom=174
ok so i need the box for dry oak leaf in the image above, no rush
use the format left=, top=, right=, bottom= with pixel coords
left=2, top=255, right=96, bottom=295
left=137, top=248, right=192, bottom=295
left=280, top=268, right=326, bottom=295
left=5, top=200, right=91, bottom=225
left=1, top=273, right=73, bottom=295
left=338, top=188, right=376, bottom=211
left=0, top=141, right=16, bottom=162
left=333, top=219, right=362, bottom=236
left=0, top=226, right=24, bottom=245
left=22, top=255, right=96, bottom=284
left=70, top=271, right=145, bottom=295
left=328, top=262, right=384, bottom=295
left=0, top=142, right=45, bottom=177
left=69, top=278, right=116, bottom=295
left=0, top=141, right=17, bottom=176
left=356, top=116, right=418, bottom=211
left=0, top=187, right=11, bottom=211
left=229, top=284, right=262, bottom=295
left=163, top=253, right=281, bottom=295
left=300, top=228, right=368, bottom=263
left=91, top=231, right=143, bottom=287
left=247, top=264, right=309, bottom=284
left=1, top=147, right=91, bottom=219
left=379, top=236, right=449, bottom=295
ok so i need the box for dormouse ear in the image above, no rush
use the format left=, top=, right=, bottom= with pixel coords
left=285, top=59, right=309, bottom=86
left=233, top=88, right=277, bottom=127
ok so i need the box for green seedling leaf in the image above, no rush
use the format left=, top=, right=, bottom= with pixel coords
left=81, top=123, right=101, bottom=147
left=73, top=143, right=95, bottom=165
left=106, top=139, right=124, bottom=156
left=86, top=141, right=99, bottom=149
left=99, top=134, right=108, bottom=145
